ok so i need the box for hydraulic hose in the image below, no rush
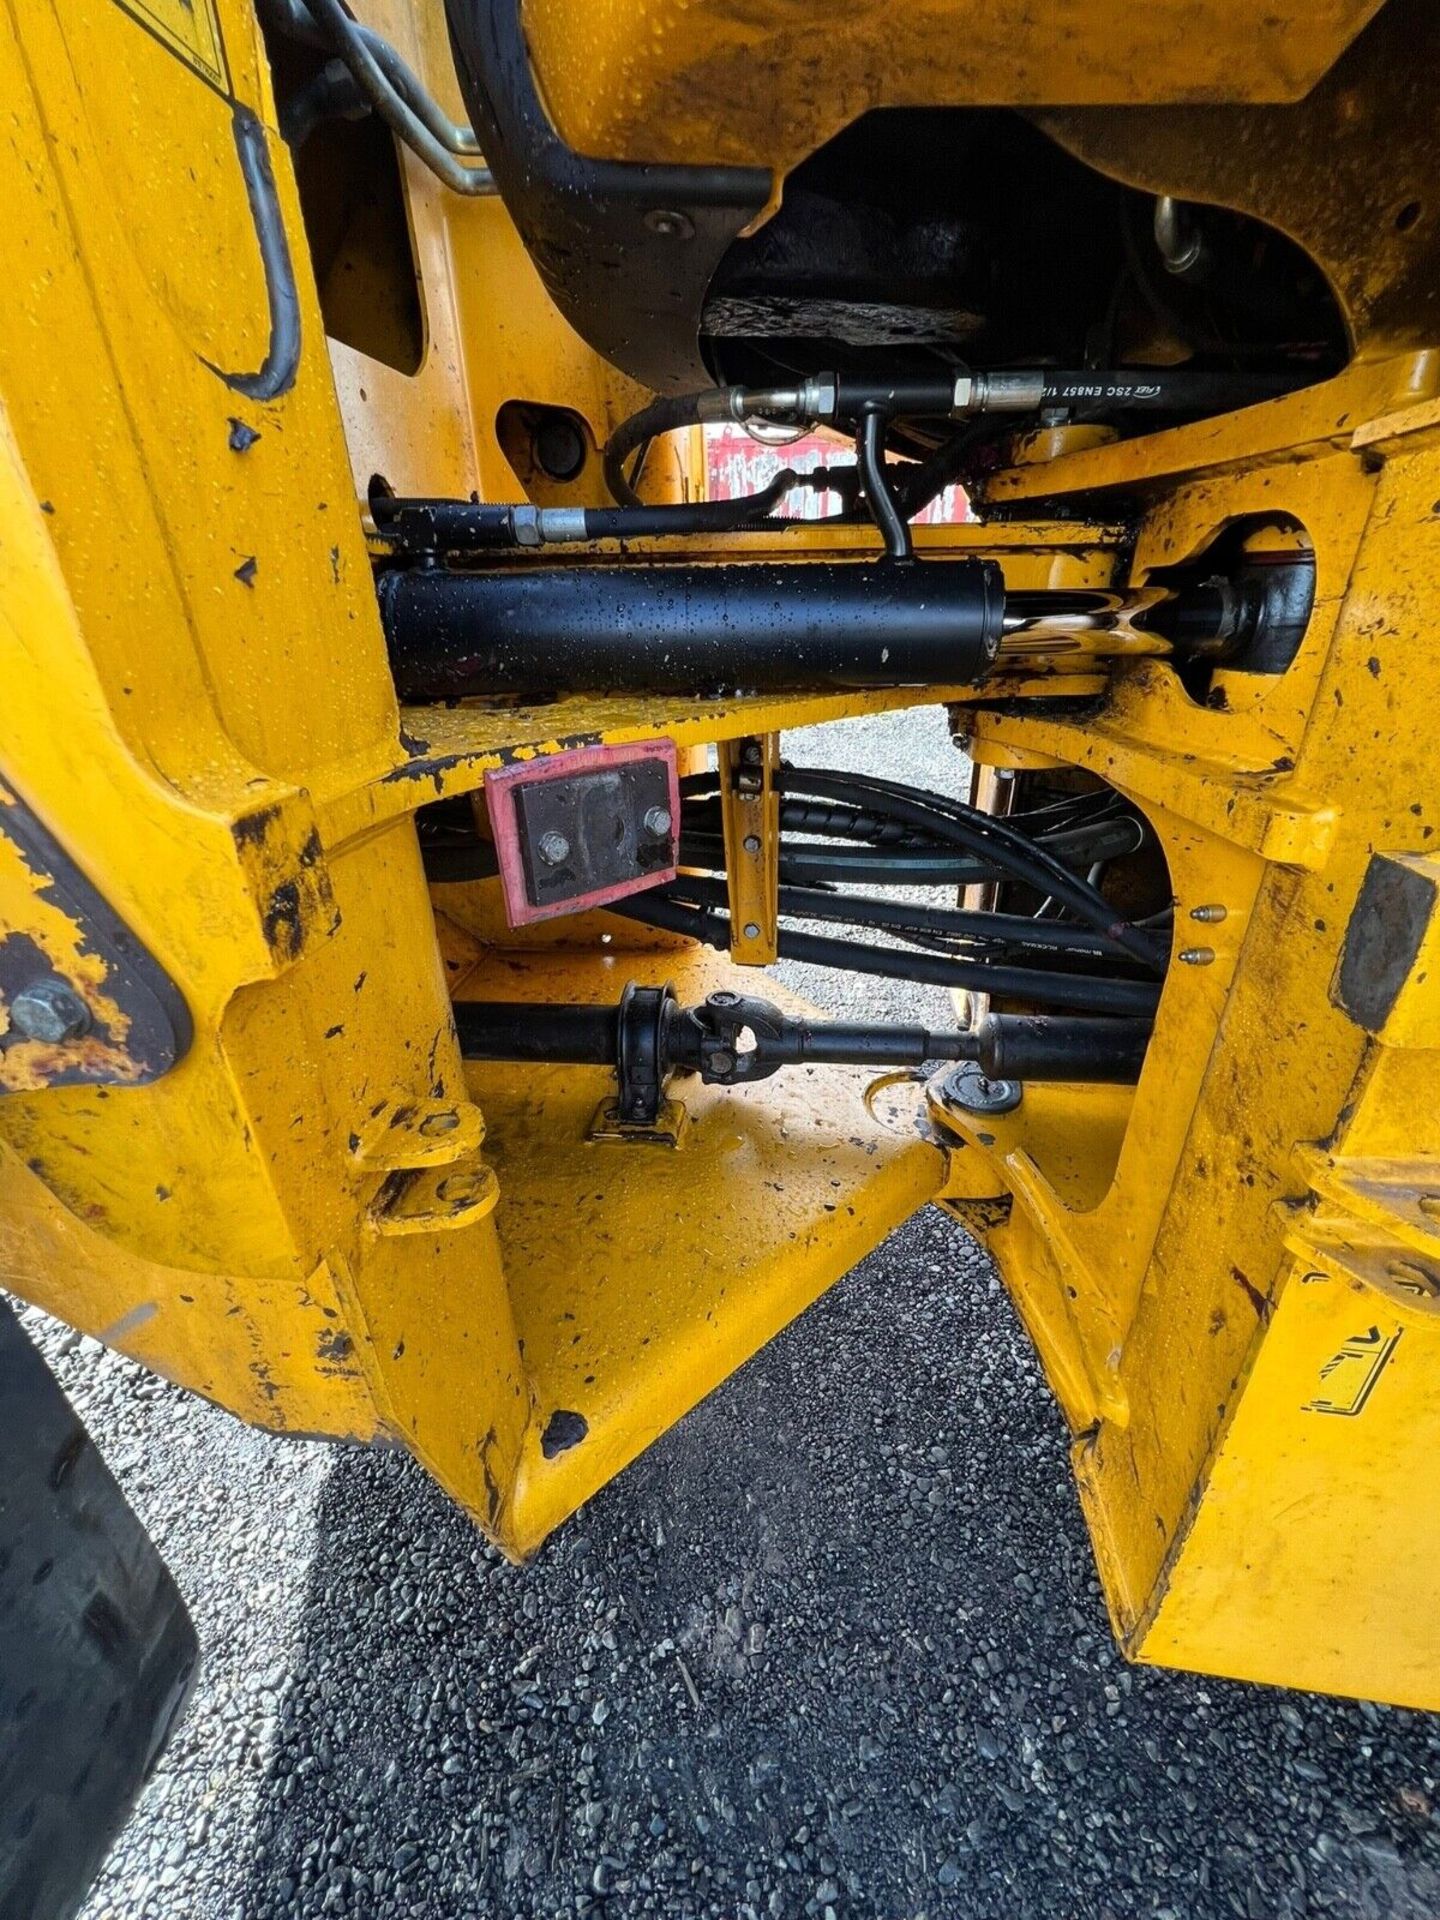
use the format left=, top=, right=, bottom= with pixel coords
left=613, top=891, right=1161, bottom=1016
left=299, top=0, right=496, bottom=193
left=603, top=393, right=712, bottom=507
left=779, top=769, right=1166, bottom=971
left=857, top=409, right=912, bottom=563
left=371, top=471, right=858, bottom=552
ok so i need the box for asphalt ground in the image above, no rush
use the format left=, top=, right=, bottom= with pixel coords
left=15, top=710, right=1440, bottom=1919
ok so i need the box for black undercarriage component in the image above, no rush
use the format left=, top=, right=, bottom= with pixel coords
left=454, top=985, right=1152, bottom=1126
left=511, top=756, right=676, bottom=916
left=702, top=108, right=1346, bottom=396
left=423, top=764, right=1170, bottom=1025
left=437, top=2, right=1349, bottom=401
left=380, top=558, right=1006, bottom=701
left=443, top=0, right=770, bottom=391
left=380, top=555, right=1289, bottom=702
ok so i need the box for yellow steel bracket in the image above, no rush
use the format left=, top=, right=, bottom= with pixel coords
left=718, top=734, right=779, bottom=965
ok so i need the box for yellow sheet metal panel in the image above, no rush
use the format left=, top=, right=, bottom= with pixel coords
left=937, top=358, right=1440, bottom=1708
left=450, top=948, right=946, bottom=1557
left=518, top=0, right=1384, bottom=172
left=1132, top=1238, right=1440, bottom=1710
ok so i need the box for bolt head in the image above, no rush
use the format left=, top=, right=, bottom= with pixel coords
left=941, top=1062, right=1022, bottom=1116
left=644, top=208, right=694, bottom=240
left=9, top=977, right=90, bottom=1045
left=743, top=922, right=761, bottom=940
left=642, top=805, right=673, bottom=839
left=742, top=834, right=762, bottom=854
left=537, top=830, right=571, bottom=867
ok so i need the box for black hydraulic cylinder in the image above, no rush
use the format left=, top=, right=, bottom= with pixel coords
left=379, top=558, right=1005, bottom=700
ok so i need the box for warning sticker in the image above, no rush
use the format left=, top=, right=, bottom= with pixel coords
left=112, top=0, right=229, bottom=92
left=1304, top=1324, right=1402, bottom=1417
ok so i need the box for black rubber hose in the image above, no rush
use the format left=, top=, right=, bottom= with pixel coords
left=784, top=880, right=1125, bottom=954
left=777, top=769, right=1165, bottom=970
left=856, top=409, right=912, bottom=562
left=372, top=473, right=859, bottom=553
left=663, top=873, right=1133, bottom=958
left=1035, top=369, right=1298, bottom=413
left=603, top=393, right=708, bottom=506
left=613, top=891, right=1161, bottom=1016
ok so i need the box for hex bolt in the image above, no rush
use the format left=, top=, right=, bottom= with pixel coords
left=1190, top=904, right=1228, bottom=923
left=743, top=922, right=761, bottom=940
left=743, top=834, right=762, bottom=854
left=741, top=741, right=763, bottom=766
left=1178, top=946, right=1215, bottom=966
left=642, top=805, right=673, bottom=838
left=537, top=830, right=571, bottom=866
left=9, top=977, right=91, bottom=1044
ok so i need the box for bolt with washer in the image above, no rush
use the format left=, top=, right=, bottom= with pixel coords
left=537, top=830, right=571, bottom=866
left=642, top=805, right=673, bottom=838
left=9, top=977, right=91, bottom=1045
left=942, top=1062, right=1022, bottom=1116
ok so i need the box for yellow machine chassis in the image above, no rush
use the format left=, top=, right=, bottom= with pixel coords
left=1, top=0, right=1438, bottom=1711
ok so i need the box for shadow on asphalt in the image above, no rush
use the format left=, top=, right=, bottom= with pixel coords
left=242, top=1207, right=1440, bottom=1920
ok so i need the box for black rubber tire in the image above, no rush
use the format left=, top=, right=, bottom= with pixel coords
left=0, top=1300, right=198, bottom=1920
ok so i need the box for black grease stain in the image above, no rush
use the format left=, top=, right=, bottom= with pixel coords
left=232, top=805, right=281, bottom=850
left=262, top=880, right=304, bottom=961
left=1231, top=1265, right=1271, bottom=1322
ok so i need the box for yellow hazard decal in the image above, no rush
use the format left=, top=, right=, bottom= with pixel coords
left=112, top=0, right=229, bottom=92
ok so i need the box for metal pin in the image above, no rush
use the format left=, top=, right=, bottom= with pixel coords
left=1189, top=904, right=1228, bottom=923
left=1179, top=946, right=1215, bottom=966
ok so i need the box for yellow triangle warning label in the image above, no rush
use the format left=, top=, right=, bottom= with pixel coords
left=113, top=0, right=229, bottom=92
